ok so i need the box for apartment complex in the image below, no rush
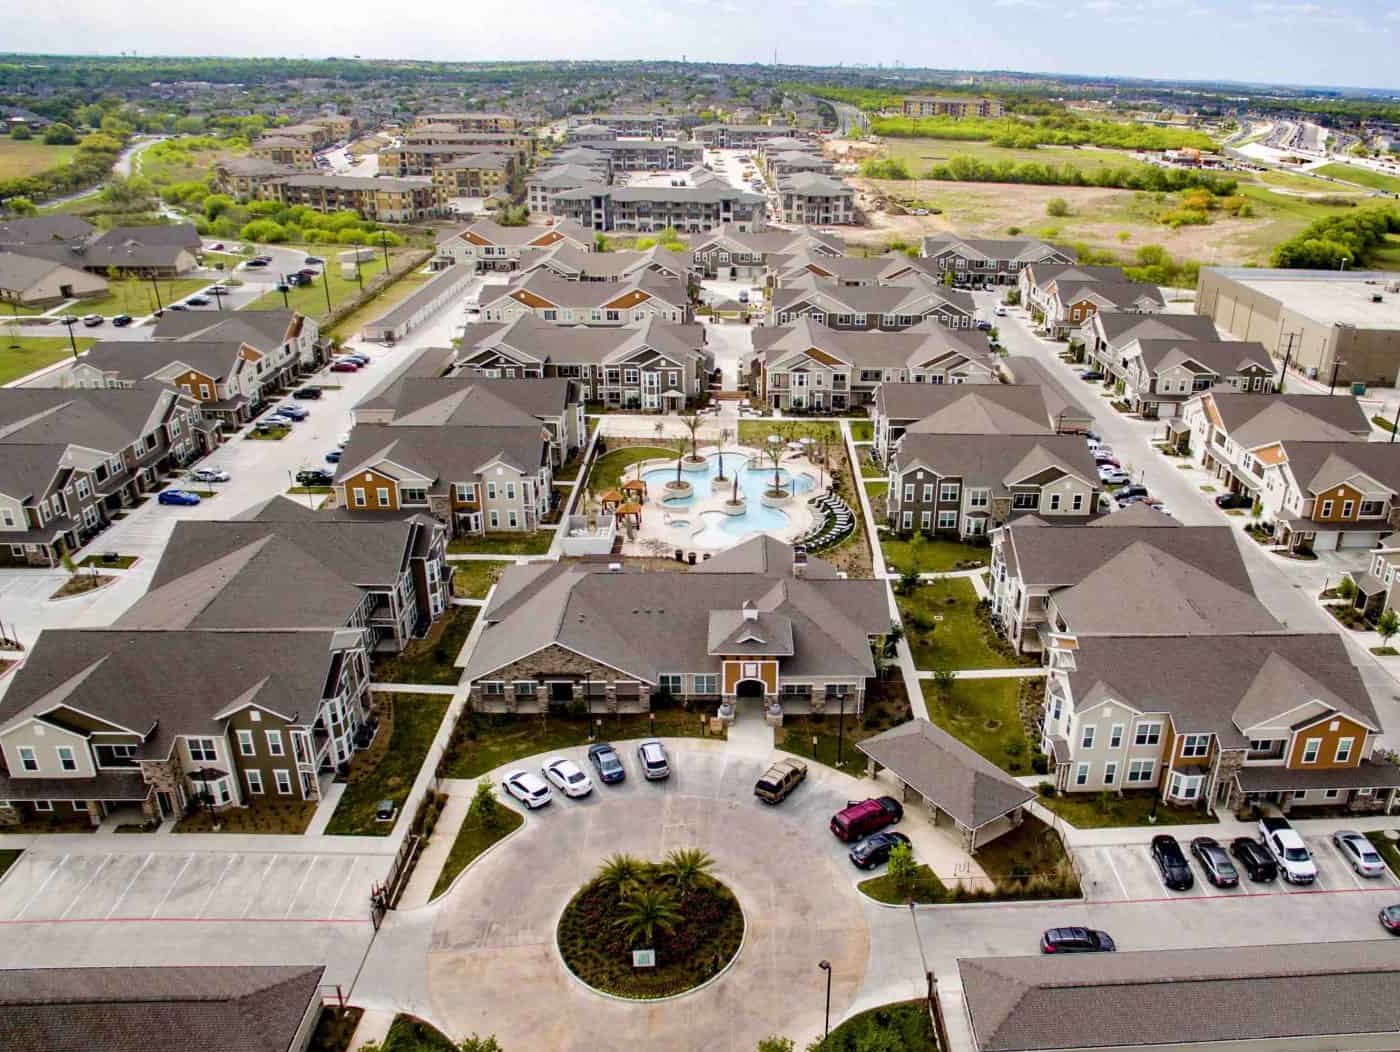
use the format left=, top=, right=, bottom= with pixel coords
left=776, top=173, right=855, bottom=225
left=690, top=224, right=845, bottom=280
left=413, top=112, right=526, bottom=133
left=566, top=113, right=681, bottom=137
left=270, top=174, right=443, bottom=222
left=692, top=124, right=802, bottom=148
left=478, top=272, right=692, bottom=326
left=430, top=152, right=515, bottom=199
left=919, top=234, right=1073, bottom=287
left=900, top=95, right=1005, bottom=119
left=549, top=184, right=767, bottom=234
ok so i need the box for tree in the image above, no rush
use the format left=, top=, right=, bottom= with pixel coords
left=458, top=1036, right=503, bottom=1052
left=595, top=853, right=647, bottom=896
left=885, top=841, right=918, bottom=895
left=9, top=124, right=31, bottom=141
left=757, top=1038, right=795, bottom=1052
left=614, top=886, right=683, bottom=947
left=715, top=427, right=733, bottom=481
left=1337, top=576, right=1358, bottom=602
left=931, top=668, right=957, bottom=697
left=660, top=847, right=715, bottom=898
left=5, top=196, right=36, bottom=215
left=884, top=621, right=905, bottom=656
left=1045, top=197, right=1071, bottom=218
left=43, top=122, right=78, bottom=146
left=679, top=413, right=703, bottom=462
left=1379, top=608, right=1400, bottom=647
left=471, top=779, right=500, bottom=830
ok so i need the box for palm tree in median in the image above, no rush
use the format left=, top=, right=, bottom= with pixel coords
left=614, top=886, right=684, bottom=947
left=595, top=853, right=648, bottom=897
left=660, top=848, right=715, bottom=900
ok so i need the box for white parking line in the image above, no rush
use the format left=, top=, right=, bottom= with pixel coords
left=106, top=854, right=153, bottom=918
left=151, top=855, right=193, bottom=917
left=242, top=855, right=279, bottom=918
left=1099, top=849, right=1131, bottom=900
left=285, top=856, right=321, bottom=918
left=327, top=861, right=358, bottom=919
left=58, top=855, right=111, bottom=919
left=14, top=854, right=68, bottom=921
left=198, top=856, right=238, bottom=918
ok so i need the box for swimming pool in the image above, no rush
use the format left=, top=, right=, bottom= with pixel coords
left=690, top=508, right=790, bottom=547
left=641, top=454, right=815, bottom=507
left=638, top=453, right=817, bottom=549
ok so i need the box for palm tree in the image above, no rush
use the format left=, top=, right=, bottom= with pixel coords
left=679, top=413, right=703, bottom=462
left=595, top=853, right=647, bottom=897
left=674, top=436, right=689, bottom=486
left=715, top=427, right=733, bottom=481
left=764, top=436, right=786, bottom=497
left=660, top=848, right=715, bottom=898
left=614, top=886, right=683, bottom=947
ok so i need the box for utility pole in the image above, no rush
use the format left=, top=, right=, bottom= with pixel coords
left=1328, top=357, right=1346, bottom=395
left=1276, top=331, right=1298, bottom=392
left=1390, top=401, right=1400, bottom=444
left=322, top=266, right=332, bottom=314
left=148, top=272, right=164, bottom=314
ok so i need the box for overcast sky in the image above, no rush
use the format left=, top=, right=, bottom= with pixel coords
left=5, top=0, right=1394, bottom=91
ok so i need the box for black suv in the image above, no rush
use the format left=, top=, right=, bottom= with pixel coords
left=1229, top=837, right=1278, bottom=882
left=1190, top=837, right=1239, bottom=888
left=848, top=831, right=911, bottom=870
left=293, top=386, right=323, bottom=400
left=1040, top=927, right=1115, bottom=954
left=1151, top=834, right=1194, bottom=891
left=296, top=469, right=334, bottom=486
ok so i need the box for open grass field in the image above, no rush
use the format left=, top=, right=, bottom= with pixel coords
left=136, top=136, right=246, bottom=186
left=0, top=138, right=77, bottom=180
left=326, top=268, right=431, bottom=343
left=247, top=244, right=416, bottom=321
left=881, top=138, right=1158, bottom=177
left=1313, top=163, right=1400, bottom=194
left=922, top=678, right=1029, bottom=773
left=0, top=336, right=93, bottom=384
left=81, top=278, right=212, bottom=317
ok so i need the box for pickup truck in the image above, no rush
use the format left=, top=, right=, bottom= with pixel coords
left=1259, top=815, right=1317, bottom=884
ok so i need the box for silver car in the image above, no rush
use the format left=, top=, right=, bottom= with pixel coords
left=1334, top=830, right=1388, bottom=877
left=637, top=738, right=670, bottom=780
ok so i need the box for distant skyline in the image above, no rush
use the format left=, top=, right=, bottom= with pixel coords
left=3, top=0, right=1395, bottom=92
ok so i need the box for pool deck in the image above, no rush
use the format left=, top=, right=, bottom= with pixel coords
left=616, top=445, right=831, bottom=557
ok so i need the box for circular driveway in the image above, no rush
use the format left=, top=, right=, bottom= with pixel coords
left=422, top=739, right=875, bottom=1050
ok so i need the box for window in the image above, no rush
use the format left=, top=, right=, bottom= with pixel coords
left=1127, top=759, right=1155, bottom=784
left=1103, top=761, right=1118, bottom=785
left=1360, top=500, right=1384, bottom=516
left=188, top=738, right=217, bottom=762
left=265, top=730, right=284, bottom=757
left=353, top=489, right=367, bottom=508
left=1180, top=734, right=1210, bottom=759
left=1075, top=763, right=1090, bottom=786
left=1134, top=722, right=1162, bottom=747
left=507, top=511, right=518, bottom=528
left=659, top=673, right=683, bottom=696
left=1301, top=737, right=1321, bottom=764
left=399, top=487, right=427, bottom=506
left=236, top=730, right=255, bottom=756
left=1321, top=499, right=1334, bottom=517
left=1072, top=493, right=1084, bottom=512
left=513, top=680, right=538, bottom=697
left=72, top=800, right=88, bottom=812
left=376, top=487, right=390, bottom=507
left=33, top=800, right=53, bottom=812
left=901, top=512, right=912, bottom=529
left=481, top=681, right=504, bottom=696
left=1080, top=725, right=1096, bottom=749
left=1324, top=788, right=1340, bottom=800
left=53, top=745, right=76, bottom=771
left=624, top=368, right=640, bottom=385
left=920, top=511, right=932, bottom=531
left=1049, top=493, right=1062, bottom=511
left=1335, top=737, right=1355, bottom=764
left=968, top=488, right=989, bottom=509
left=937, top=510, right=957, bottom=530
left=246, top=770, right=264, bottom=795
left=17, top=746, right=38, bottom=772
left=1109, top=724, right=1124, bottom=748
left=939, top=482, right=959, bottom=502
left=1292, top=789, right=1307, bottom=801
left=1012, top=492, right=1038, bottom=509
left=456, top=483, right=476, bottom=502
left=922, top=484, right=934, bottom=503
left=694, top=674, right=718, bottom=695
left=1168, top=772, right=1203, bottom=801
left=903, top=483, right=914, bottom=502
left=274, top=769, right=292, bottom=795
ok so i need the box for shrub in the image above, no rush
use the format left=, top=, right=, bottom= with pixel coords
left=1045, top=197, right=1071, bottom=217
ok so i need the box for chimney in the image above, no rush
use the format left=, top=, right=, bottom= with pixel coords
left=792, top=544, right=808, bottom=577
left=742, top=599, right=758, bottom=622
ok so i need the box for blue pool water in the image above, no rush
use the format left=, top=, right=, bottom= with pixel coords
left=642, top=453, right=816, bottom=548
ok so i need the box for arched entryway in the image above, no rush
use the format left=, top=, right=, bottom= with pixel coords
left=735, top=679, right=765, bottom=701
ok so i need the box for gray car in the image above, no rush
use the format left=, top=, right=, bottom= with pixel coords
left=637, top=738, right=670, bottom=780
left=1334, top=830, right=1388, bottom=877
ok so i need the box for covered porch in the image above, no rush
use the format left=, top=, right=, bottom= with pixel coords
left=1231, top=761, right=1400, bottom=815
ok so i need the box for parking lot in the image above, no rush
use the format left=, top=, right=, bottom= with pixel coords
left=0, top=847, right=386, bottom=923
left=1077, top=833, right=1399, bottom=902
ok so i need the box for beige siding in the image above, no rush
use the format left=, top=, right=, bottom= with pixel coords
left=0, top=720, right=95, bottom=778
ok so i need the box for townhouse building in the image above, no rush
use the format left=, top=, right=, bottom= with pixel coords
left=1040, top=631, right=1400, bottom=814
left=1041, top=280, right=1165, bottom=339
left=268, top=175, right=443, bottom=222
left=769, top=272, right=977, bottom=333
left=900, top=96, right=1005, bottom=118
left=769, top=251, right=943, bottom=289
left=1108, top=338, right=1276, bottom=418
left=1252, top=441, right=1400, bottom=553
left=886, top=431, right=1103, bottom=537
left=1017, top=262, right=1129, bottom=319
left=871, top=381, right=1061, bottom=457
left=455, top=315, right=711, bottom=410
left=463, top=536, right=889, bottom=716
left=750, top=318, right=996, bottom=411
left=250, top=137, right=315, bottom=168
left=435, top=218, right=594, bottom=273
left=1349, top=535, right=1400, bottom=622
left=430, top=152, right=515, bottom=200
left=0, top=626, right=370, bottom=823
left=690, top=224, right=845, bottom=280
left=414, top=112, right=525, bottom=133
left=515, top=242, right=691, bottom=285
left=996, top=355, right=1096, bottom=434
left=919, top=234, right=1073, bottom=288
left=0, top=386, right=207, bottom=567
left=776, top=173, right=856, bottom=225
left=692, top=124, right=802, bottom=148
left=478, top=272, right=692, bottom=326
left=549, top=184, right=767, bottom=234
left=1079, top=309, right=1221, bottom=369
left=1176, top=391, right=1372, bottom=525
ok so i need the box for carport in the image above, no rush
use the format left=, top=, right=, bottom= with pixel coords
left=856, top=719, right=1035, bottom=851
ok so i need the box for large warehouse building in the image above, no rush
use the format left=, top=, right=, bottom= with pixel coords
left=1195, top=267, right=1400, bottom=387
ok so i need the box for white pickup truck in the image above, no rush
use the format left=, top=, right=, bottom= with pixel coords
left=1259, top=815, right=1317, bottom=885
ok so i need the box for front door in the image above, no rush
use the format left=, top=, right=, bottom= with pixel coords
left=549, top=681, right=574, bottom=704
left=156, top=791, right=174, bottom=818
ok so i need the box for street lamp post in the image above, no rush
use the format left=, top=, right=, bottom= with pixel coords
left=277, top=283, right=290, bottom=310
left=59, top=316, right=79, bottom=360
left=818, top=960, right=832, bottom=1040
left=210, top=287, right=226, bottom=312
left=1340, top=256, right=1350, bottom=272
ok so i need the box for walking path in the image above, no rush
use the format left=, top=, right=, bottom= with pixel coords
left=916, top=667, right=1046, bottom=680
left=369, top=682, right=458, bottom=696
left=396, top=787, right=475, bottom=909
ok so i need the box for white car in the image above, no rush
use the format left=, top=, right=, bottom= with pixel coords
left=541, top=756, right=594, bottom=798
left=189, top=467, right=230, bottom=483
left=337, top=432, right=351, bottom=449
left=995, top=306, right=1007, bottom=317
left=502, top=769, right=552, bottom=809
left=1098, top=465, right=1130, bottom=486
left=1334, top=830, right=1388, bottom=877
left=638, top=738, right=671, bottom=781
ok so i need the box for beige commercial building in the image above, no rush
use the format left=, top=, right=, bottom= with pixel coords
left=1196, top=267, right=1400, bottom=387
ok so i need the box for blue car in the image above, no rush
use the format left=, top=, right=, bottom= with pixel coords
left=158, top=489, right=201, bottom=506
left=276, top=404, right=309, bottom=421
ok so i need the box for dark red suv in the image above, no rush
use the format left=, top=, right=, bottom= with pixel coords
left=829, top=796, right=903, bottom=842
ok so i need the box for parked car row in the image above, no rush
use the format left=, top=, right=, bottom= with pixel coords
left=500, top=739, right=671, bottom=809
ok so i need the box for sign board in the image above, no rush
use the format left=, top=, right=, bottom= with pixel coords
left=632, top=949, right=656, bottom=969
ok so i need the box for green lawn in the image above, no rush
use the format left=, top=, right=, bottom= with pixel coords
left=859, top=864, right=949, bottom=904
left=446, top=532, right=554, bottom=556
left=1038, top=789, right=1215, bottom=828
left=0, top=139, right=77, bottom=180
left=79, top=554, right=138, bottom=569
left=737, top=420, right=840, bottom=445
left=881, top=137, right=1152, bottom=178
left=865, top=480, right=889, bottom=501
left=861, top=457, right=888, bottom=479
left=246, top=244, right=412, bottom=321
left=922, top=678, right=1029, bottom=773
left=849, top=419, right=874, bottom=442
left=0, top=337, right=91, bottom=384
left=372, top=607, right=476, bottom=685
left=451, top=560, right=508, bottom=599
left=584, top=445, right=674, bottom=493
left=0, top=850, right=20, bottom=879
left=1366, top=831, right=1400, bottom=877
left=442, top=709, right=722, bottom=779
left=324, top=695, right=450, bottom=837
left=379, top=1014, right=457, bottom=1052
left=81, top=278, right=211, bottom=316
left=1313, top=163, right=1400, bottom=194
left=326, top=268, right=431, bottom=343
left=812, top=1000, right=937, bottom=1052
left=430, top=798, right=524, bottom=899
left=883, top=535, right=989, bottom=573
left=899, top=578, right=1014, bottom=671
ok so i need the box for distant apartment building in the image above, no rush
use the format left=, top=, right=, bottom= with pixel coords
left=430, top=152, right=515, bottom=199
left=567, top=113, right=680, bottom=138
left=765, top=151, right=834, bottom=179
left=769, top=272, right=976, bottom=332
left=270, top=175, right=443, bottom=222
left=414, top=112, right=525, bottom=133
left=399, top=128, right=534, bottom=162
left=692, top=124, right=801, bottom=149
left=566, top=139, right=703, bottom=172
left=919, top=235, right=1074, bottom=288
left=550, top=185, right=766, bottom=234
left=900, top=96, right=1005, bottom=119
left=215, top=157, right=301, bottom=201
left=527, top=163, right=609, bottom=214
left=249, top=137, right=316, bottom=168
left=776, top=173, right=855, bottom=225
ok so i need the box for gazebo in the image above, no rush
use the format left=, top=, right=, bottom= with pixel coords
left=616, top=501, right=643, bottom=528
left=600, top=489, right=624, bottom=512
left=622, top=478, right=648, bottom=501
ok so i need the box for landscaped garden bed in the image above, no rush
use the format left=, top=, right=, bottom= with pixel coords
left=810, top=1000, right=937, bottom=1052
left=776, top=679, right=911, bottom=771
left=557, top=851, right=744, bottom=999
left=324, top=694, right=450, bottom=836
left=174, top=798, right=316, bottom=835
left=371, top=607, right=477, bottom=685
left=922, top=677, right=1032, bottom=774
left=882, top=533, right=989, bottom=573
left=431, top=783, right=524, bottom=899
left=848, top=419, right=875, bottom=442
left=446, top=532, right=553, bottom=556
left=451, top=560, right=506, bottom=600
left=1036, top=786, right=1214, bottom=828
left=79, top=553, right=138, bottom=569
left=897, top=578, right=1024, bottom=671
left=50, top=572, right=116, bottom=599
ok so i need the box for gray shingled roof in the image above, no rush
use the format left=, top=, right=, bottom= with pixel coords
left=960, top=943, right=1400, bottom=1052
left=79, top=340, right=247, bottom=384
left=335, top=424, right=548, bottom=488
left=150, top=309, right=298, bottom=348
left=485, top=271, right=689, bottom=311
left=1090, top=309, right=1219, bottom=347
left=692, top=534, right=839, bottom=579
left=876, top=382, right=1052, bottom=428
left=459, top=315, right=705, bottom=367
left=996, top=356, right=1095, bottom=429
left=0, top=386, right=183, bottom=453
left=0, top=964, right=324, bottom=1052
left=754, top=317, right=994, bottom=373
left=1210, top=392, right=1371, bottom=447
left=1001, top=521, right=1251, bottom=590
left=354, top=374, right=571, bottom=426
left=1131, top=338, right=1273, bottom=376
left=1277, top=440, right=1400, bottom=495
left=855, top=719, right=1034, bottom=829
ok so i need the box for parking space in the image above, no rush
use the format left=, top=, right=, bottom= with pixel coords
left=1076, top=834, right=1399, bottom=902
left=0, top=848, right=384, bottom=923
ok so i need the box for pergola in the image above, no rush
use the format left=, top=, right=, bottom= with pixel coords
left=616, top=501, right=643, bottom=527
left=622, top=478, right=648, bottom=500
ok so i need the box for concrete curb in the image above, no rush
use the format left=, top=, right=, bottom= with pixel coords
left=858, top=889, right=1084, bottom=911
left=419, top=804, right=529, bottom=907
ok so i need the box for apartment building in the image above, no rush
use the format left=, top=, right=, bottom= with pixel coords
left=1040, top=631, right=1400, bottom=813
left=871, top=381, right=1059, bottom=458
left=527, top=163, right=610, bottom=215
left=414, top=112, right=525, bottom=133
left=1109, top=339, right=1276, bottom=418
left=769, top=272, right=976, bottom=333
left=900, top=96, right=1005, bottom=119
left=249, top=136, right=315, bottom=168
left=692, top=124, right=801, bottom=148
left=1253, top=441, right=1400, bottom=553
left=567, top=139, right=703, bottom=171
left=431, top=152, right=515, bottom=199
left=464, top=536, right=888, bottom=715
left=456, top=315, right=711, bottom=410
left=750, top=318, right=996, bottom=411
left=399, top=128, right=533, bottom=163
left=0, top=386, right=207, bottom=567
left=777, top=173, right=855, bottom=225
left=567, top=113, right=681, bottom=138
left=690, top=224, right=845, bottom=280
left=765, top=151, right=833, bottom=179
left=550, top=184, right=767, bottom=234
left=919, top=234, right=1072, bottom=288
left=214, top=157, right=301, bottom=201
left=267, top=174, right=443, bottom=222
left=1080, top=310, right=1221, bottom=369
left=479, top=272, right=691, bottom=326
left=515, top=242, right=691, bottom=284
left=769, top=251, right=922, bottom=289
left=435, top=218, right=594, bottom=273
